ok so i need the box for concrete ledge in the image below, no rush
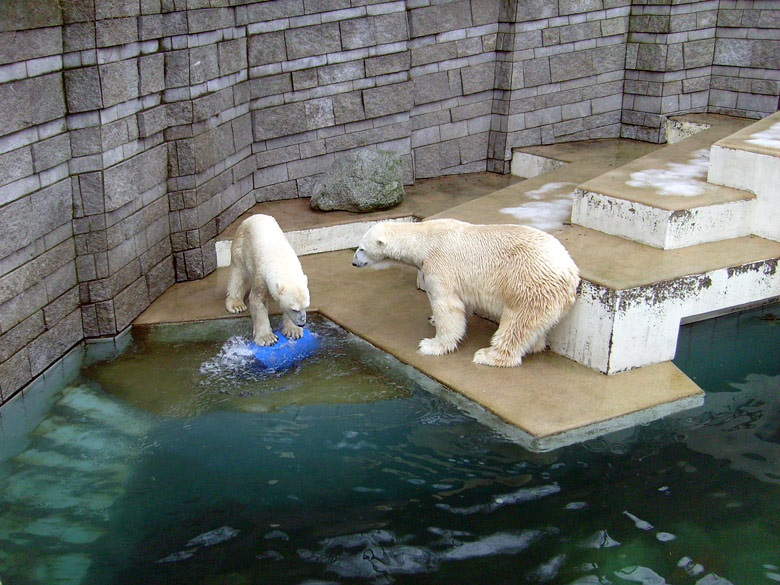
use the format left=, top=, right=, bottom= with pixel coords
left=571, top=115, right=756, bottom=249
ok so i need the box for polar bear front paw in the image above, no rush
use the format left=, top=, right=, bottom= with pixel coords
left=418, top=338, right=454, bottom=356
left=225, top=297, right=247, bottom=314
left=282, top=324, right=304, bottom=340
left=254, top=331, right=278, bottom=346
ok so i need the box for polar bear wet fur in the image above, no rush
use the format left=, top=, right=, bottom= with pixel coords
left=225, top=214, right=310, bottom=346
left=352, top=219, right=580, bottom=367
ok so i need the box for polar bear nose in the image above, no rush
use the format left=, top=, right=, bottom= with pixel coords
left=352, top=248, right=369, bottom=267
left=291, top=310, right=306, bottom=326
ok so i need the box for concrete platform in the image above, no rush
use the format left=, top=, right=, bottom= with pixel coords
left=136, top=141, right=710, bottom=452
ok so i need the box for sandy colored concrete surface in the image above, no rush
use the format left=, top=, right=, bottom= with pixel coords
left=136, top=250, right=703, bottom=451
left=136, top=155, right=712, bottom=451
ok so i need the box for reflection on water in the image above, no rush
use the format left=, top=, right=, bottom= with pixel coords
left=0, top=308, right=778, bottom=585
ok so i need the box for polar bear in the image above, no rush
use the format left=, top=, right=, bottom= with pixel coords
left=225, top=214, right=310, bottom=346
left=352, top=219, right=580, bottom=367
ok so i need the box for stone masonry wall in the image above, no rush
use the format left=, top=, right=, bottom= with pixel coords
left=710, top=0, right=780, bottom=118
left=0, top=0, right=778, bottom=406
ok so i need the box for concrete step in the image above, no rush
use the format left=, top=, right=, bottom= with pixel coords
left=707, top=109, right=780, bottom=243
left=551, top=226, right=780, bottom=374
left=571, top=114, right=757, bottom=249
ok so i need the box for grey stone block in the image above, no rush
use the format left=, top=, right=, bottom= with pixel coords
left=411, top=42, right=457, bottom=67
left=374, top=12, right=409, bottom=44
left=319, top=60, right=366, bottom=85
left=0, top=0, right=62, bottom=32
left=634, top=43, right=668, bottom=72
left=285, top=23, right=341, bottom=60
left=471, top=0, right=500, bottom=27
left=413, top=71, right=459, bottom=105
left=33, top=133, right=71, bottom=173
left=249, top=73, right=293, bottom=99
left=461, top=62, right=495, bottom=95
left=192, top=88, right=233, bottom=122
left=78, top=172, right=106, bottom=215
left=63, top=22, right=96, bottom=52
left=409, top=1, right=472, bottom=38
left=244, top=0, right=304, bottom=22
left=97, top=16, right=138, bottom=48
left=28, top=309, right=83, bottom=376
left=523, top=57, right=551, bottom=87
left=287, top=152, right=334, bottom=181
left=364, top=81, right=413, bottom=118
left=0, top=350, right=32, bottom=400
left=0, top=280, right=47, bottom=333
left=103, top=145, right=167, bottom=212
left=413, top=140, right=460, bottom=178
left=249, top=31, right=288, bottom=67
left=550, top=51, right=593, bottom=83
left=188, top=7, right=234, bottom=34
left=219, top=38, right=247, bottom=76
left=304, top=0, right=350, bottom=13
left=100, top=59, right=139, bottom=107
left=0, top=27, right=63, bottom=65
left=190, top=44, right=220, bottom=85
left=559, top=0, right=603, bottom=16
left=515, top=0, right=558, bottom=21
left=253, top=102, right=308, bottom=140
left=140, top=13, right=163, bottom=40
left=293, top=68, right=318, bottom=90
left=0, top=146, right=33, bottom=189
left=137, top=105, right=167, bottom=138
left=305, top=97, right=335, bottom=130
left=95, top=0, right=140, bottom=20
left=165, top=50, right=190, bottom=88
left=44, top=286, right=79, bottom=329
left=333, top=91, right=365, bottom=124
left=341, top=17, right=376, bottom=50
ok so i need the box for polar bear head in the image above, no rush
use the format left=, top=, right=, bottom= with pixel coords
left=274, top=279, right=310, bottom=327
left=352, top=222, right=401, bottom=269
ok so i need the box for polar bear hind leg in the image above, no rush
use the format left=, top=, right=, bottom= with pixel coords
left=473, top=306, right=558, bottom=367
left=418, top=293, right=467, bottom=356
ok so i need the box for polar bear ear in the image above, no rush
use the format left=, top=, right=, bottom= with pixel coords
left=273, top=282, right=285, bottom=296
left=376, top=238, right=386, bottom=249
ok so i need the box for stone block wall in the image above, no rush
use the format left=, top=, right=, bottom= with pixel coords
left=0, top=0, right=778, bottom=405
left=623, top=0, right=719, bottom=142
left=710, top=0, right=780, bottom=118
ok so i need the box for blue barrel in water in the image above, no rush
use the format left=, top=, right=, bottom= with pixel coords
left=248, top=328, right=319, bottom=370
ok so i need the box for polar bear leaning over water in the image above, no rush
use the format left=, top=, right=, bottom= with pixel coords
left=225, top=214, right=310, bottom=346
left=352, top=219, right=580, bottom=367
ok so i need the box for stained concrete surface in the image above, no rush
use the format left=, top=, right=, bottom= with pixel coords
left=137, top=143, right=708, bottom=451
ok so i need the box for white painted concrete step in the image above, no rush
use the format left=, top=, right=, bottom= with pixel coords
left=708, top=109, right=780, bottom=244
left=551, top=226, right=780, bottom=374
left=571, top=115, right=757, bottom=250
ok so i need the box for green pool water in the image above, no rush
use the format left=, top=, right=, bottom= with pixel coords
left=0, top=306, right=778, bottom=585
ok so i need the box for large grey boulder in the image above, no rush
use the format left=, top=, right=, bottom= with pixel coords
left=311, top=149, right=404, bottom=213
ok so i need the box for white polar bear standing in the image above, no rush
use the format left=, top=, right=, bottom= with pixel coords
left=225, top=214, right=310, bottom=346
left=352, top=219, right=580, bottom=367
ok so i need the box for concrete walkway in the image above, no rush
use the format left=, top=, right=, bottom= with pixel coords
left=136, top=136, right=713, bottom=452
